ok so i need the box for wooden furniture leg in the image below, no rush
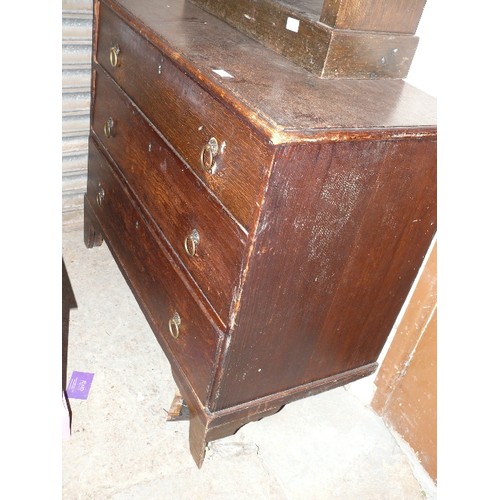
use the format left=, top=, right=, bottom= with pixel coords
left=83, top=197, right=103, bottom=249
left=166, top=388, right=190, bottom=421
left=187, top=402, right=285, bottom=468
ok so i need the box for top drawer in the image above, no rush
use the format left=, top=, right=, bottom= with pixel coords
left=96, top=2, right=273, bottom=230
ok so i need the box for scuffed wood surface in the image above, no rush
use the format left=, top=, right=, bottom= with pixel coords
left=190, top=0, right=418, bottom=79
left=165, top=389, right=191, bottom=421
left=92, top=66, right=247, bottom=322
left=86, top=0, right=437, bottom=466
left=107, top=0, right=436, bottom=142
left=214, top=137, right=436, bottom=409
left=97, top=1, right=274, bottom=228
left=320, top=0, right=427, bottom=34
left=86, top=140, right=224, bottom=403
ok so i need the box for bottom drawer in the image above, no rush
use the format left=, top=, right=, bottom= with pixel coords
left=86, top=139, right=222, bottom=403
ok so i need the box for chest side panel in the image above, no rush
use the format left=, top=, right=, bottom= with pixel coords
left=213, top=136, right=437, bottom=410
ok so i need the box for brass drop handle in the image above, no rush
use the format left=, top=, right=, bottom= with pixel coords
left=168, top=311, right=181, bottom=339
left=104, top=117, right=115, bottom=138
left=109, top=44, right=121, bottom=67
left=184, top=229, right=200, bottom=257
left=200, top=137, right=219, bottom=172
left=96, top=186, right=105, bottom=206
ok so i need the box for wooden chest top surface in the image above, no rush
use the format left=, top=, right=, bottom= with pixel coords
left=104, top=0, right=436, bottom=143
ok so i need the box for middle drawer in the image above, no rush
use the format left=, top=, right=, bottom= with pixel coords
left=92, top=67, right=246, bottom=325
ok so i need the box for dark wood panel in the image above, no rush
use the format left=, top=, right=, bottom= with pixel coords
left=86, top=138, right=223, bottom=403
left=179, top=361, right=376, bottom=465
left=191, top=0, right=330, bottom=74
left=96, top=1, right=273, bottom=229
left=213, top=137, right=436, bottom=410
left=324, top=29, right=417, bottom=79
left=106, top=0, right=436, bottom=137
left=190, top=0, right=417, bottom=79
left=92, top=66, right=247, bottom=324
left=321, top=0, right=427, bottom=34
left=87, top=0, right=438, bottom=466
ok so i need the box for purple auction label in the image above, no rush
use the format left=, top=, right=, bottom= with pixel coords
left=66, top=371, right=94, bottom=400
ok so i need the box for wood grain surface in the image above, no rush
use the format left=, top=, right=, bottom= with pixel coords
left=190, top=0, right=418, bottom=78
left=213, top=137, right=437, bottom=409
left=97, top=1, right=273, bottom=229
left=320, top=0, right=427, bottom=33
left=91, top=67, right=248, bottom=324
left=105, top=0, right=436, bottom=139
left=86, top=0, right=437, bottom=465
left=86, top=139, right=224, bottom=403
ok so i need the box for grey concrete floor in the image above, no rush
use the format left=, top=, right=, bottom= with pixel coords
left=62, top=229, right=436, bottom=499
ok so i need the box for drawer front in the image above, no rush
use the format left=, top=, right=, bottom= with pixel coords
left=92, top=68, right=245, bottom=324
left=86, top=138, right=221, bottom=403
left=96, top=2, right=272, bottom=229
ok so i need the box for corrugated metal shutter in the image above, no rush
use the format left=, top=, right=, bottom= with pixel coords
left=62, top=0, right=93, bottom=231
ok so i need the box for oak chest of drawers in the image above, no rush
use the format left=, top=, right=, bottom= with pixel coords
left=84, top=0, right=437, bottom=467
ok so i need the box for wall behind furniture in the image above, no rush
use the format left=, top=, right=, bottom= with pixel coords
left=62, top=0, right=93, bottom=231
